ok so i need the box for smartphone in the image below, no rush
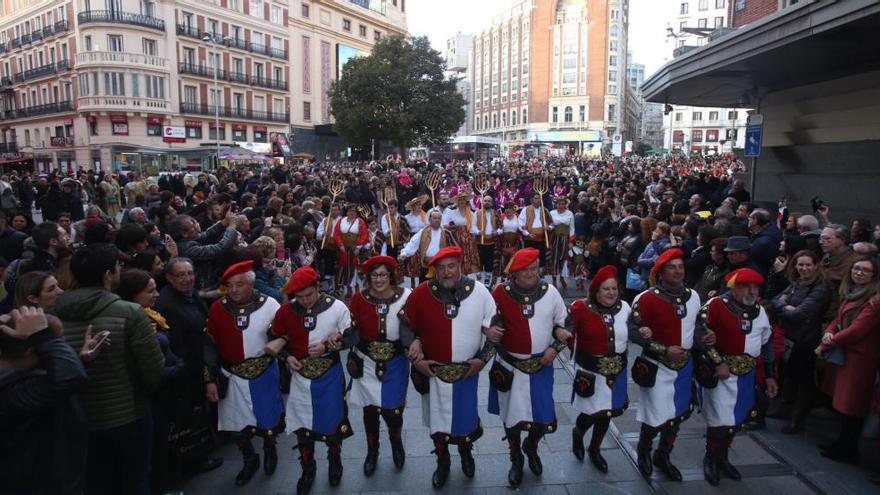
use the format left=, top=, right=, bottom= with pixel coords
left=88, top=331, right=111, bottom=355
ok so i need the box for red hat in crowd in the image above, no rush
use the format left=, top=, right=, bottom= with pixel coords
left=428, top=246, right=463, bottom=267
left=589, top=265, right=618, bottom=296
left=220, top=260, right=254, bottom=285
left=649, top=248, right=684, bottom=286
left=505, top=248, right=540, bottom=273
left=725, top=268, right=764, bottom=288
left=283, top=266, right=319, bottom=295
left=361, top=255, right=397, bottom=274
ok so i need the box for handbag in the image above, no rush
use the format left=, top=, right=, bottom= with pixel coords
left=822, top=346, right=846, bottom=366
left=488, top=360, right=514, bottom=392
left=573, top=369, right=596, bottom=398
left=410, top=365, right=430, bottom=395
left=626, top=267, right=646, bottom=291
left=694, top=352, right=719, bottom=388
left=631, top=356, right=658, bottom=387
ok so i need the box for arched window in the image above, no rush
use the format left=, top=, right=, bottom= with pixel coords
left=502, top=111, right=507, bottom=127
left=484, top=115, right=488, bottom=129
left=511, top=110, right=517, bottom=125
left=610, top=24, right=618, bottom=37
left=564, top=106, right=573, bottom=123
left=522, top=108, right=527, bottom=124
left=492, top=114, right=497, bottom=128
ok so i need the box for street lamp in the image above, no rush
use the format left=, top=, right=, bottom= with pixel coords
left=202, top=32, right=227, bottom=169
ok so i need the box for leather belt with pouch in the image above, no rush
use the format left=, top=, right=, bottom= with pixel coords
left=723, top=353, right=756, bottom=376
left=656, top=349, right=691, bottom=370
left=223, top=355, right=274, bottom=380
left=489, top=360, right=514, bottom=392
left=694, top=351, right=719, bottom=388
left=575, top=350, right=627, bottom=387
left=573, top=369, right=597, bottom=398
left=631, top=355, right=659, bottom=387
left=299, top=354, right=340, bottom=380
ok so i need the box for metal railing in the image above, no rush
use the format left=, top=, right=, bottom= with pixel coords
left=77, top=51, right=168, bottom=69
left=175, top=24, right=287, bottom=59
left=78, top=10, right=165, bottom=31
left=179, top=102, right=289, bottom=123
left=49, top=136, right=74, bottom=146
left=178, top=63, right=287, bottom=90
left=1, top=101, right=73, bottom=120
left=78, top=96, right=168, bottom=111
left=13, top=60, right=70, bottom=83
left=0, top=142, right=18, bottom=153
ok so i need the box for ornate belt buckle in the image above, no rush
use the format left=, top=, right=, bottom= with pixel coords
left=300, top=357, right=333, bottom=379
left=367, top=341, right=395, bottom=362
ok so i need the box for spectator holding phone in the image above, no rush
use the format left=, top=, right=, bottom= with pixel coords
left=0, top=306, right=89, bottom=494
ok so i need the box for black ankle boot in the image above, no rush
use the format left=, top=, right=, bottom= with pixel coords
left=389, top=430, right=405, bottom=469
left=636, top=425, right=656, bottom=479
left=572, top=427, right=586, bottom=461
left=328, top=445, right=343, bottom=486
left=296, top=445, right=316, bottom=495
left=703, top=453, right=720, bottom=486
left=431, top=443, right=451, bottom=489
left=508, top=451, right=524, bottom=487
left=522, top=436, right=543, bottom=476
left=363, top=432, right=379, bottom=476
left=654, top=427, right=682, bottom=481
left=459, top=444, right=476, bottom=478
left=263, top=441, right=278, bottom=476
left=235, top=453, right=260, bottom=486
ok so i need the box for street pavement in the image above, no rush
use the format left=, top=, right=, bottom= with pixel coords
left=170, top=287, right=878, bottom=495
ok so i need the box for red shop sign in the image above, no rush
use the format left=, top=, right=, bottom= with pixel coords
left=184, top=120, right=203, bottom=127
left=147, top=117, right=163, bottom=125
left=254, top=126, right=268, bottom=132
left=209, top=121, right=225, bottom=129
left=231, top=124, right=247, bottom=131
left=110, top=115, right=128, bottom=123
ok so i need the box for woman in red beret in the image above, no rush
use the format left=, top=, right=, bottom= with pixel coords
left=569, top=265, right=634, bottom=473
left=346, top=256, right=421, bottom=476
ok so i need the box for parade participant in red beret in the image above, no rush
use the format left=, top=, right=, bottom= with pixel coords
left=346, top=256, right=419, bottom=476
left=628, top=248, right=710, bottom=481
left=569, top=265, right=632, bottom=473
left=399, top=209, right=455, bottom=283
left=697, top=268, right=777, bottom=486
left=264, top=266, right=353, bottom=493
left=333, top=203, right=369, bottom=298
left=204, top=260, right=283, bottom=486
left=487, top=247, right=570, bottom=487
left=405, top=246, right=498, bottom=488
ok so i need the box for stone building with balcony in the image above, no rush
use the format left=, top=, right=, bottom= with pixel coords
left=0, top=0, right=407, bottom=172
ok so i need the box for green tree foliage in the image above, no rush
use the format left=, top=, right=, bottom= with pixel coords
left=329, top=35, right=466, bottom=155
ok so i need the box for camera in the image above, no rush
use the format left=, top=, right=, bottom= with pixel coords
left=810, top=196, right=824, bottom=213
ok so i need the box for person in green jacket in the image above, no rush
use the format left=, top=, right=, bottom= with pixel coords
left=55, top=243, right=164, bottom=495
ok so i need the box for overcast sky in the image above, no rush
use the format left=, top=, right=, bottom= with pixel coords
left=407, top=0, right=671, bottom=78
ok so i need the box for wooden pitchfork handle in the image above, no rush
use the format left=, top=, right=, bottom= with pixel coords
left=533, top=177, right=550, bottom=248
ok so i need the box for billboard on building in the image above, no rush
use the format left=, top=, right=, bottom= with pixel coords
left=336, top=44, right=368, bottom=80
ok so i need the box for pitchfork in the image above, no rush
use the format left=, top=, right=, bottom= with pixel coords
left=320, top=179, right=346, bottom=250
left=472, top=173, right=491, bottom=244
left=532, top=175, right=550, bottom=248
left=378, top=186, right=398, bottom=247
left=425, top=170, right=442, bottom=209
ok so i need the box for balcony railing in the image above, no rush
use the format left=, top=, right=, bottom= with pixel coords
left=0, top=77, right=12, bottom=88
left=78, top=95, right=169, bottom=112
left=180, top=102, right=289, bottom=124
left=0, top=142, right=19, bottom=153
left=13, top=60, right=70, bottom=83
left=176, top=24, right=288, bottom=60
left=178, top=63, right=288, bottom=91
left=49, top=136, right=74, bottom=147
left=78, top=10, right=165, bottom=31
left=1, top=101, right=73, bottom=120
left=76, top=51, right=168, bottom=69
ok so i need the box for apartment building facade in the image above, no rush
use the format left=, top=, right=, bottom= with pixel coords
left=470, top=0, right=633, bottom=156
left=662, top=0, right=748, bottom=154
left=0, top=0, right=406, bottom=173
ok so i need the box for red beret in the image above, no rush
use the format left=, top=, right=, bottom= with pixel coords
left=283, top=266, right=319, bottom=295
left=505, top=248, right=540, bottom=273
left=589, top=265, right=618, bottom=295
left=725, top=268, right=764, bottom=288
left=649, top=248, right=684, bottom=286
left=220, top=260, right=254, bottom=285
left=428, top=246, right=463, bottom=267
left=361, top=255, right=397, bottom=274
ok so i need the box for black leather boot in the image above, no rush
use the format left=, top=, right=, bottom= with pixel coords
left=587, top=420, right=609, bottom=474
left=719, top=431, right=741, bottom=480
left=263, top=439, right=278, bottom=476
left=653, top=426, right=682, bottom=481
left=295, top=444, right=316, bottom=495
left=505, top=429, right=524, bottom=487
left=636, top=424, right=657, bottom=479
left=703, top=453, right=721, bottom=486
left=234, top=438, right=259, bottom=486
left=389, top=431, right=406, bottom=469
left=363, top=432, right=380, bottom=476
left=431, top=441, right=451, bottom=489
left=572, top=427, right=586, bottom=461
left=522, top=433, right=543, bottom=476
left=703, top=428, right=722, bottom=486
left=459, top=443, right=476, bottom=478
left=328, top=444, right=343, bottom=486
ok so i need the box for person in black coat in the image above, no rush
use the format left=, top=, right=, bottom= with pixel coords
left=0, top=308, right=89, bottom=495
left=765, top=249, right=830, bottom=433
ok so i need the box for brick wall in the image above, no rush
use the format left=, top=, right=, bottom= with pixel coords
left=730, top=0, right=778, bottom=28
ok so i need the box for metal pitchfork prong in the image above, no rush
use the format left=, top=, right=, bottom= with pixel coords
left=473, top=173, right=491, bottom=244
left=321, top=179, right=347, bottom=249
left=426, top=170, right=442, bottom=209
left=378, top=187, right=398, bottom=246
